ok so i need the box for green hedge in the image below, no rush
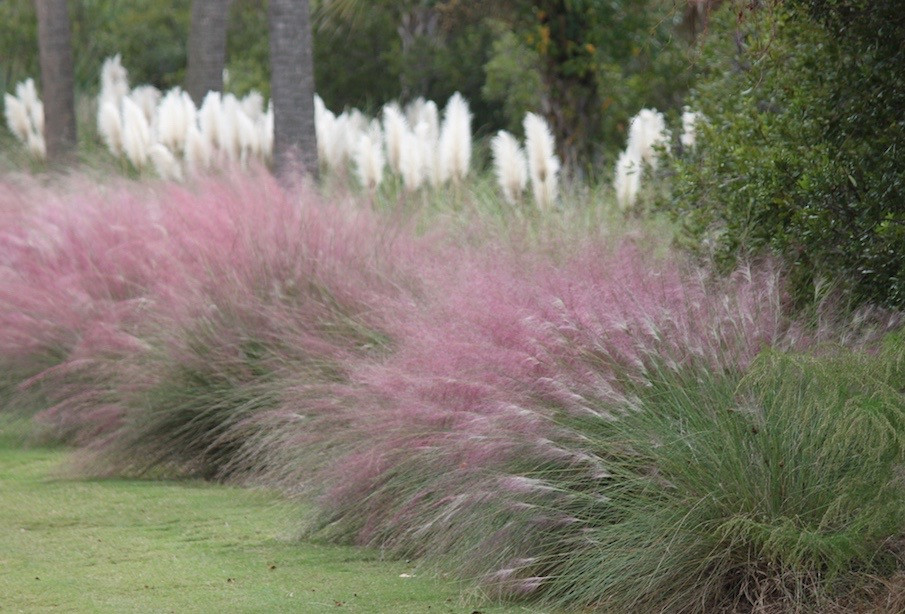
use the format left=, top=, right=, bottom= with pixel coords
left=663, top=0, right=905, bottom=308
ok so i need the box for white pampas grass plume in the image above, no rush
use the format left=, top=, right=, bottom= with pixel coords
left=199, top=91, right=223, bottom=152
left=121, top=96, right=152, bottom=169
left=626, top=108, right=669, bottom=169
left=412, top=120, right=440, bottom=188
left=614, top=150, right=642, bottom=210
left=346, top=108, right=367, bottom=137
left=354, top=121, right=385, bottom=191
left=491, top=130, right=528, bottom=205
left=323, top=111, right=353, bottom=170
left=5, top=80, right=46, bottom=159
left=16, top=79, right=43, bottom=136
left=99, top=54, right=129, bottom=105
left=405, top=97, right=426, bottom=129
left=15, top=78, right=39, bottom=113
left=241, top=90, right=265, bottom=122
left=129, top=85, right=161, bottom=125
left=523, top=112, right=559, bottom=211
left=406, top=98, right=440, bottom=143
left=156, top=88, right=193, bottom=153
left=4, top=93, right=31, bottom=143
left=382, top=103, right=408, bottom=175
left=421, top=100, right=440, bottom=144
left=97, top=100, right=124, bottom=157
left=681, top=107, right=702, bottom=150
left=217, top=93, right=243, bottom=162
left=399, top=126, right=426, bottom=192
left=438, top=92, right=472, bottom=183
left=149, top=143, right=184, bottom=181
left=184, top=125, right=212, bottom=174
left=235, top=105, right=259, bottom=166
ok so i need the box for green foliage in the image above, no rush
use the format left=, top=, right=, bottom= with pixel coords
left=515, top=340, right=905, bottom=611
left=313, top=8, right=404, bottom=114
left=507, top=0, right=695, bottom=165
left=0, top=1, right=37, bottom=95
left=481, top=27, right=543, bottom=136
left=664, top=1, right=905, bottom=308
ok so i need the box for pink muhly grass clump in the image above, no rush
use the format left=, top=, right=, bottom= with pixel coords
left=78, top=171, right=430, bottom=480
left=0, top=176, right=189, bottom=440
left=283, top=237, right=896, bottom=582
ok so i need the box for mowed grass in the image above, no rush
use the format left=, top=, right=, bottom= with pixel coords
left=0, top=428, right=538, bottom=613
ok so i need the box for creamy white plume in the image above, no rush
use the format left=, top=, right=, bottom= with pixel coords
left=491, top=130, right=528, bottom=205
left=523, top=112, right=559, bottom=211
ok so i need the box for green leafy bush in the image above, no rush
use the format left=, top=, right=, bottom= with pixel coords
left=664, top=1, right=905, bottom=308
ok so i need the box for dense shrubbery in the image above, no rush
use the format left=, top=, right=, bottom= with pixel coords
left=663, top=0, right=905, bottom=308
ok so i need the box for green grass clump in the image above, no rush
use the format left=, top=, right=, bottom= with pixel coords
left=440, top=339, right=905, bottom=613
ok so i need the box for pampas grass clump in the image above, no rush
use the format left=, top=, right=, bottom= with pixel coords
left=90, top=56, right=274, bottom=177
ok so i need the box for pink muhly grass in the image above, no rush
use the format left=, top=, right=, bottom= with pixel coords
left=281, top=236, right=899, bottom=588
left=0, top=176, right=189, bottom=440
left=72, top=171, right=430, bottom=480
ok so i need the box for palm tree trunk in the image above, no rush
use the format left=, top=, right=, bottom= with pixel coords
left=35, top=0, right=76, bottom=161
left=185, top=0, right=231, bottom=106
left=269, top=0, right=318, bottom=177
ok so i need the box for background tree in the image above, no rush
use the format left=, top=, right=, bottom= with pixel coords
left=268, top=0, right=317, bottom=176
left=185, top=0, right=231, bottom=105
left=35, top=0, right=76, bottom=161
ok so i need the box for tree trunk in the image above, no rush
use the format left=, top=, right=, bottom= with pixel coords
left=269, top=0, right=318, bottom=177
left=185, top=0, right=231, bottom=106
left=35, top=0, right=76, bottom=161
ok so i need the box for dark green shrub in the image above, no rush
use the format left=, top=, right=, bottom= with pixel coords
left=664, top=0, right=905, bottom=308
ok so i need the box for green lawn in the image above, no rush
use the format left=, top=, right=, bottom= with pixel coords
left=0, top=432, right=541, bottom=613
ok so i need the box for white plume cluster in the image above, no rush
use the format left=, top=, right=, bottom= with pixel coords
left=316, top=93, right=554, bottom=206
left=5, top=55, right=704, bottom=215
left=92, top=55, right=274, bottom=179
left=614, top=108, right=670, bottom=210
left=4, top=78, right=45, bottom=159
left=314, top=93, right=466, bottom=194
